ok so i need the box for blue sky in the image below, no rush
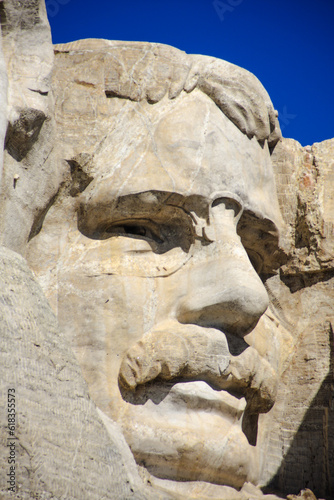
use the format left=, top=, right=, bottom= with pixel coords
left=47, top=0, right=334, bottom=147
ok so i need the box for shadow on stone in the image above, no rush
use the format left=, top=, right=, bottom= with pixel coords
left=281, top=269, right=334, bottom=294
left=265, top=325, right=334, bottom=500
left=5, top=107, right=46, bottom=161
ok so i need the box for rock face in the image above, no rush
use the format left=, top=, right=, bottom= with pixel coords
left=26, top=37, right=287, bottom=494
left=0, top=245, right=155, bottom=500
left=0, top=0, right=61, bottom=254
left=0, top=2, right=333, bottom=500
left=265, top=138, right=334, bottom=498
left=0, top=3, right=162, bottom=500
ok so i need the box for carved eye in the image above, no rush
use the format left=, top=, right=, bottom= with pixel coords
left=121, top=224, right=147, bottom=237
left=80, top=207, right=194, bottom=253
left=102, top=220, right=163, bottom=243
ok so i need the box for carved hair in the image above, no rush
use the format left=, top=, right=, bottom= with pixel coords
left=55, top=39, right=281, bottom=151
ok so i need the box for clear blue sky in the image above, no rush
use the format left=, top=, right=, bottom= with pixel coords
left=47, top=0, right=334, bottom=147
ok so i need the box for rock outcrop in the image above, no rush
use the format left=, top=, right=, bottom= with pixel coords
left=265, top=138, right=334, bottom=498
left=0, top=1, right=333, bottom=499
left=0, top=2, right=164, bottom=499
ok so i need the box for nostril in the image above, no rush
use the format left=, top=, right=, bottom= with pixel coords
left=223, top=284, right=269, bottom=335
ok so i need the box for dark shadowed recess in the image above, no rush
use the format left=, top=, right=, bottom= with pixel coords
left=264, top=324, right=334, bottom=500
left=281, top=269, right=334, bottom=294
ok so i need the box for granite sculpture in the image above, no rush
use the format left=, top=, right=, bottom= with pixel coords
left=0, top=1, right=333, bottom=499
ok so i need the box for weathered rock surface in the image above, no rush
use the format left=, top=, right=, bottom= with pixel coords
left=0, top=2, right=164, bottom=499
left=272, top=138, right=334, bottom=277
left=0, top=1, right=333, bottom=499
left=24, top=37, right=288, bottom=495
left=0, top=245, right=160, bottom=500
left=287, top=489, right=318, bottom=500
left=0, top=0, right=61, bottom=254
left=263, top=138, right=334, bottom=498
left=0, top=29, right=7, bottom=180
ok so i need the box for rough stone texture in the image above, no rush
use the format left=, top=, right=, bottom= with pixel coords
left=262, top=138, right=334, bottom=499
left=0, top=26, right=7, bottom=181
left=0, top=2, right=333, bottom=499
left=287, top=489, right=319, bottom=500
left=0, top=0, right=62, bottom=254
left=272, top=138, right=334, bottom=277
left=24, top=38, right=291, bottom=495
left=0, top=245, right=159, bottom=500
left=0, top=2, right=164, bottom=499
left=23, top=38, right=333, bottom=499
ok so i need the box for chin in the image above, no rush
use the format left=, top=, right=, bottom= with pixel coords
left=117, top=380, right=259, bottom=490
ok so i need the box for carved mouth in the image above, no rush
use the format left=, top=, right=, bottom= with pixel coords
left=120, top=378, right=257, bottom=487
left=165, top=380, right=247, bottom=421
left=118, top=322, right=278, bottom=426
left=116, top=322, right=277, bottom=484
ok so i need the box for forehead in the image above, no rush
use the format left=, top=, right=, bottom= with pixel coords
left=53, top=57, right=282, bottom=229
left=81, top=92, right=281, bottom=228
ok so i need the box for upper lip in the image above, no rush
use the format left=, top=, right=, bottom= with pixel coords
left=118, top=321, right=278, bottom=416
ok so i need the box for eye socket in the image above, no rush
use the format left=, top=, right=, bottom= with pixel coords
left=121, top=225, right=146, bottom=237
left=79, top=197, right=195, bottom=254
left=101, top=220, right=164, bottom=243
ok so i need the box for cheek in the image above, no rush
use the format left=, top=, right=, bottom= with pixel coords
left=61, top=234, right=192, bottom=278
left=54, top=230, right=191, bottom=353
left=57, top=272, right=161, bottom=354
left=56, top=270, right=163, bottom=406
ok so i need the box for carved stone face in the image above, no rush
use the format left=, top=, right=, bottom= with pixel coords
left=27, top=88, right=288, bottom=489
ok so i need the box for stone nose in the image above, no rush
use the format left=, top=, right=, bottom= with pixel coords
left=176, top=196, right=269, bottom=336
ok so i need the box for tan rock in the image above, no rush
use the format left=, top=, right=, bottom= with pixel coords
left=272, top=137, right=334, bottom=277
left=287, top=488, right=318, bottom=500
left=0, top=3, right=333, bottom=499
left=0, top=245, right=158, bottom=499
left=263, top=138, right=334, bottom=498
left=0, top=0, right=62, bottom=254
left=0, top=29, right=7, bottom=180
left=0, top=3, right=166, bottom=499
left=24, top=38, right=296, bottom=496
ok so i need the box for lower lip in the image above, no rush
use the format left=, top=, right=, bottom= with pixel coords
left=121, top=380, right=254, bottom=488
left=122, top=380, right=247, bottom=434
left=167, top=381, right=246, bottom=422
